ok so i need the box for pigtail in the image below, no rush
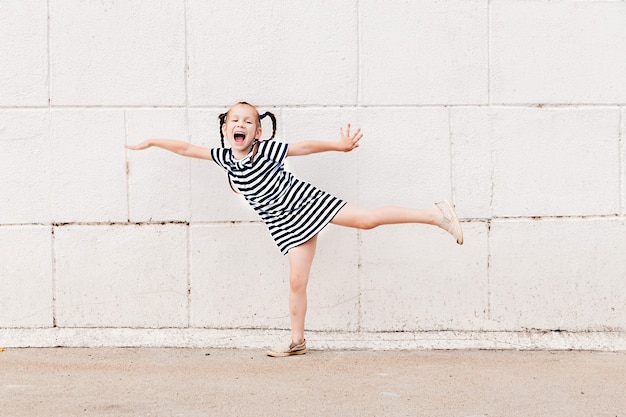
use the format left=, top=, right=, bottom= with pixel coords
left=217, top=112, right=227, bottom=148
left=259, top=111, right=277, bottom=141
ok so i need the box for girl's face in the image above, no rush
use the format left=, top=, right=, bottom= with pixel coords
left=223, top=103, right=262, bottom=158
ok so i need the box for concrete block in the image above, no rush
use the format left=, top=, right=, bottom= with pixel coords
left=0, top=0, right=48, bottom=106
left=49, top=0, right=185, bottom=105
left=125, top=109, right=190, bottom=222
left=489, top=219, right=626, bottom=331
left=355, top=107, right=451, bottom=208
left=306, top=225, right=360, bottom=331
left=490, top=107, right=620, bottom=217
left=54, top=224, right=188, bottom=328
left=190, top=223, right=289, bottom=329
left=186, top=0, right=358, bottom=106
left=360, top=0, right=488, bottom=105
left=190, top=223, right=359, bottom=331
left=0, top=226, right=53, bottom=327
left=282, top=107, right=360, bottom=205
left=491, top=0, right=626, bottom=104
left=449, top=107, right=494, bottom=219
left=187, top=109, right=259, bottom=222
left=360, top=221, right=489, bottom=331
left=50, top=110, right=127, bottom=223
left=0, top=110, right=51, bottom=224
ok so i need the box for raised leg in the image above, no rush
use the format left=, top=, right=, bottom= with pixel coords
left=330, top=203, right=443, bottom=229
left=330, top=202, right=463, bottom=244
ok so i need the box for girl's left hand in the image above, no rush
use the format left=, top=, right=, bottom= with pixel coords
left=339, top=124, right=363, bottom=152
left=125, top=140, right=151, bottom=151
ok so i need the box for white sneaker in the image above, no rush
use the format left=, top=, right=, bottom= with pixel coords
left=266, top=339, right=307, bottom=357
left=435, top=200, right=464, bottom=245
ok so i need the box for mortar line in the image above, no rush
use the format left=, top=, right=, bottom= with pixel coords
left=487, top=0, right=491, bottom=105
left=448, top=107, right=455, bottom=202
left=356, top=229, right=363, bottom=332
left=5, top=212, right=626, bottom=229
left=123, top=111, right=131, bottom=221
left=183, top=0, right=189, bottom=110
left=356, top=0, right=361, bottom=106
left=486, top=219, right=492, bottom=320
left=47, top=0, right=57, bottom=329
left=183, top=0, right=193, bottom=328
left=619, top=108, right=623, bottom=215
left=186, top=223, right=192, bottom=328
left=51, top=225, right=57, bottom=328
left=6, top=104, right=621, bottom=111
left=47, top=0, right=51, bottom=107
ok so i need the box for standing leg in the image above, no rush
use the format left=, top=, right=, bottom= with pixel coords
left=287, top=235, right=317, bottom=344
left=266, top=235, right=317, bottom=357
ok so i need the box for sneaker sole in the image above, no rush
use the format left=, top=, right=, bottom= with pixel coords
left=265, top=348, right=307, bottom=358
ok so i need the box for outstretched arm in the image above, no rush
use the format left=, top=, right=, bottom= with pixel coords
left=125, top=139, right=212, bottom=161
left=286, top=124, right=362, bottom=157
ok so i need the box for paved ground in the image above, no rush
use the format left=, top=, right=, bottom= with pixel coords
left=0, top=348, right=624, bottom=417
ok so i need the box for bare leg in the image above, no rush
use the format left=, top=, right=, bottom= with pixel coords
left=331, top=202, right=463, bottom=244
left=330, top=203, right=443, bottom=229
left=287, top=235, right=318, bottom=344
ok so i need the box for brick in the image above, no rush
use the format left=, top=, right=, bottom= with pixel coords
left=449, top=107, right=494, bottom=219
left=490, top=219, right=626, bottom=331
left=360, top=221, right=488, bottom=331
left=190, top=223, right=359, bottom=331
left=55, top=224, right=188, bottom=327
left=490, top=107, right=620, bottom=217
left=50, top=110, right=127, bottom=223
left=282, top=108, right=360, bottom=205
left=355, top=107, right=451, bottom=208
left=0, top=110, right=51, bottom=224
left=491, top=0, right=626, bottom=104
left=49, top=0, right=185, bottom=105
left=186, top=0, right=358, bottom=106
left=0, top=0, right=48, bottom=106
left=125, top=109, right=190, bottom=222
left=0, top=226, right=53, bottom=327
left=190, top=223, right=289, bottom=329
left=360, top=0, right=488, bottom=105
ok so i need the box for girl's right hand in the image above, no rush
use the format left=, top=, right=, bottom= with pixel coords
left=125, top=140, right=151, bottom=151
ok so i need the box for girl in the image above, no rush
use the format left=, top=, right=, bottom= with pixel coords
left=126, top=102, right=463, bottom=357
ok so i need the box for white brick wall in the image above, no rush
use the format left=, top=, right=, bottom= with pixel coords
left=1, top=0, right=625, bottom=350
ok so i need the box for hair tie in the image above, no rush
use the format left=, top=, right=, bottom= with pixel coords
left=260, top=112, right=268, bottom=120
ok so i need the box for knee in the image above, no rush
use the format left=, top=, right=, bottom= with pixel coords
left=289, top=273, right=308, bottom=294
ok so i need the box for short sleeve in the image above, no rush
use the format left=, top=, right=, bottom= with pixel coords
left=259, top=141, right=289, bottom=164
left=210, top=148, right=230, bottom=172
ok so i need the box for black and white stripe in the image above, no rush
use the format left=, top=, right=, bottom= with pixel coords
left=211, top=141, right=345, bottom=254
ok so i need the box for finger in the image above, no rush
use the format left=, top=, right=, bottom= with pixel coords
left=345, top=123, right=351, bottom=137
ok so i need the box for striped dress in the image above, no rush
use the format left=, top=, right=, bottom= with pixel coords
left=210, top=141, right=346, bottom=255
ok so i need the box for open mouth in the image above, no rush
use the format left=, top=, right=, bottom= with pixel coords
left=233, top=133, right=246, bottom=143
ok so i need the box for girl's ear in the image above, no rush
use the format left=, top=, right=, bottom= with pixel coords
left=255, top=126, right=262, bottom=139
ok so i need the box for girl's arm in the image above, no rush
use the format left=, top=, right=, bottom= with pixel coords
left=287, top=124, right=362, bottom=157
left=125, top=139, right=212, bottom=161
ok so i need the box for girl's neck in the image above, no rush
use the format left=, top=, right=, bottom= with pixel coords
left=232, top=141, right=257, bottom=161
